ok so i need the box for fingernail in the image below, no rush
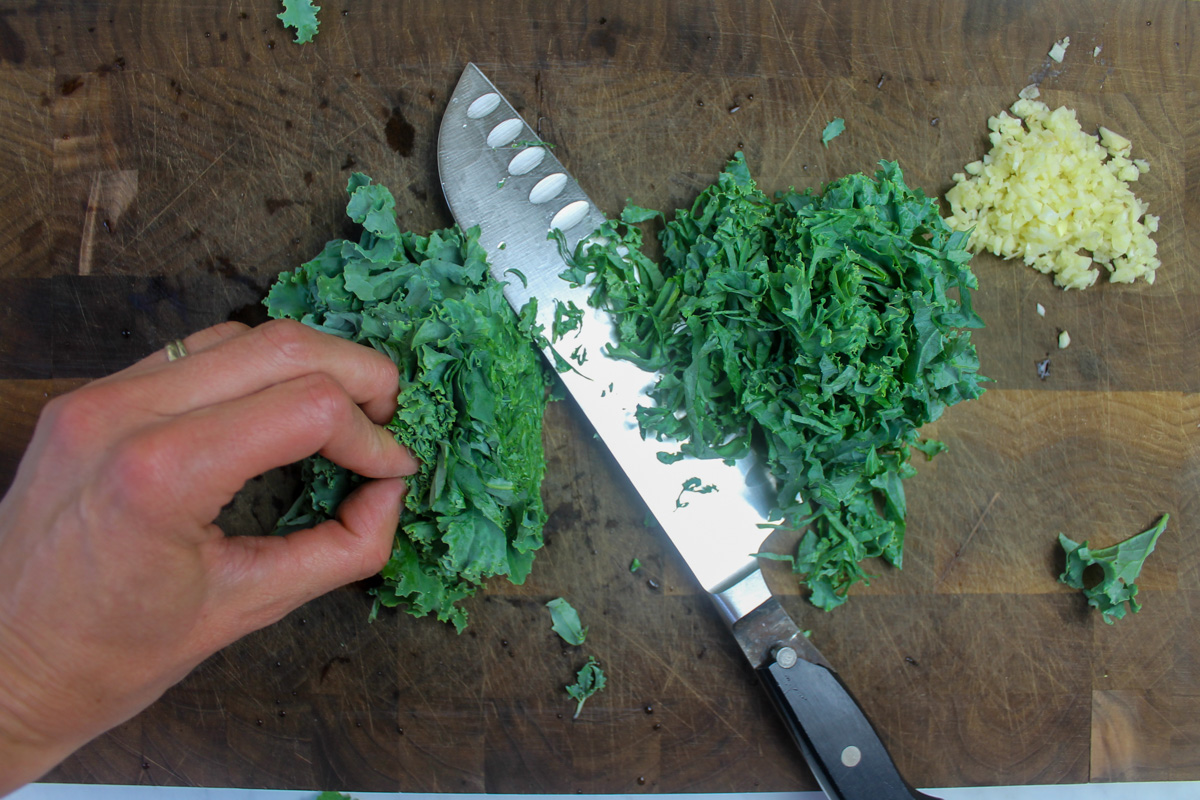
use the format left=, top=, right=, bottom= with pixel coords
left=379, top=475, right=408, bottom=506
left=376, top=425, right=419, bottom=476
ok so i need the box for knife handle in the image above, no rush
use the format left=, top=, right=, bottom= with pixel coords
left=743, top=601, right=939, bottom=800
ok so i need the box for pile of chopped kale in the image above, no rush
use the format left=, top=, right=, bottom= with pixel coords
left=265, top=174, right=550, bottom=631
left=560, top=153, right=986, bottom=609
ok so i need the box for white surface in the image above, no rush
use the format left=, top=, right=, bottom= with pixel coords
left=12, top=783, right=1200, bottom=799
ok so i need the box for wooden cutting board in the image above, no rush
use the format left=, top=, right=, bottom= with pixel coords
left=0, top=0, right=1196, bottom=792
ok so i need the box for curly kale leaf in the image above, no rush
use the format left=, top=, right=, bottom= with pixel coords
left=277, top=0, right=320, bottom=43
left=266, top=174, right=549, bottom=632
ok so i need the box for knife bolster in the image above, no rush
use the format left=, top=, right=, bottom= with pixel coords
left=730, top=595, right=822, bottom=671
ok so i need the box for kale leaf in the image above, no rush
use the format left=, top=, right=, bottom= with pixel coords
left=565, top=656, right=606, bottom=719
left=675, top=477, right=717, bottom=509
left=559, top=153, right=985, bottom=610
left=265, top=174, right=550, bottom=632
left=1058, top=514, right=1169, bottom=624
left=546, top=597, right=588, bottom=645
left=277, top=0, right=320, bottom=43
left=912, top=439, right=948, bottom=459
left=821, top=117, right=846, bottom=147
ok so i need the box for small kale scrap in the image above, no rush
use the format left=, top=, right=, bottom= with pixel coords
left=265, top=174, right=550, bottom=632
left=675, top=477, right=717, bottom=509
left=821, top=117, right=846, bottom=147
left=565, top=656, right=606, bottom=719
left=546, top=597, right=588, bottom=645
left=1058, top=514, right=1169, bottom=624
left=278, top=0, right=320, bottom=43
left=559, top=153, right=985, bottom=610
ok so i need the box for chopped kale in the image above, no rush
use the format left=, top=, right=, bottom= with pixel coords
left=265, top=174, right=550, bottom=632
left=558, top=153, right=985, bottom=609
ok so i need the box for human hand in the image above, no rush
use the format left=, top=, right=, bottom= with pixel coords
left=0, top=320, right=418, bottom=794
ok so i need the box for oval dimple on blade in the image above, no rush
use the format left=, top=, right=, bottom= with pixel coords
left=466, top=92, right=501, bottom=119
left=486, top=118, right=524, bottom=148
left=551, top=200, right=591, bottom=232
left=508, top=146, right=547, bottom=175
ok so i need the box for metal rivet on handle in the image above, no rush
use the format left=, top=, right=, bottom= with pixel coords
left=774, top=646, right=798, bottom=669
left=841, top=745, right=862, bottom=768
left=467, top=92, right=502, bottom=119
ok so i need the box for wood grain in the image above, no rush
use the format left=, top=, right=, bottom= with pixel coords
left=0, top=0, right=1196, bottom=792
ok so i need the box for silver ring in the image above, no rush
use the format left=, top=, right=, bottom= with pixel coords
left=165, top=339, right=189, bottom=362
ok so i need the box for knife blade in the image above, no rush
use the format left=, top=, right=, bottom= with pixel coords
left=437, top=62, right=938, bottom=800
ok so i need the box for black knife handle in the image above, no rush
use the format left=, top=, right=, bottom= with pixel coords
left=756, top=649, right=939, bottom=800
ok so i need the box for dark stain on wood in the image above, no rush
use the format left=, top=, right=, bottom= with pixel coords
left=543, top=502, right=583, bottom=538
left=18, top=221, right=43, bottom=252
left=588, top=16, right=624, bottom=57
left=60, top=75, right=84, bottom=96
left=0, top=14, right=25, bottom=64
left=319, top=656, right=352, bottom=683
left=265, top=197, right=297, bottom=215
left=385, top=106, right=416, bottom=157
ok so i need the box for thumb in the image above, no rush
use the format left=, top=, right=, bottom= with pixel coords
left=209, top=477, right=407, bottom=638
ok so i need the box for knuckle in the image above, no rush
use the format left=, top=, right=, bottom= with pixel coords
left=40, top=387, right=109, bottom=451
left=207, top=320, right=251, bottom=340
left=99, top=430, right=175, bottom=512
left=257, top=318, right=313, bottom=366
left=297, top=372, right=350, bottom=431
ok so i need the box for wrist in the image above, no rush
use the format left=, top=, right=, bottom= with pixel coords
left=0, top=615, right=79, bottom=795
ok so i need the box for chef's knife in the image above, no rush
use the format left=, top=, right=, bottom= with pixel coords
left=437, top=63, right=938, bottom=800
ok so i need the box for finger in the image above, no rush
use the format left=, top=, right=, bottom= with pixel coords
left=121, top=319, right=401, bottom=424
left=23, top=321, right=257, bottom=469
left=206, top=477, right=406, bottom=636
left=113, top=321, right=252, bottom=379
left=125, top=372, right=418, bottom=524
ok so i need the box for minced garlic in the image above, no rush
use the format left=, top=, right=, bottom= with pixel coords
left=944, top=98, right=1160, bottom=290
left=1049, top=36, right=1071, bottom=63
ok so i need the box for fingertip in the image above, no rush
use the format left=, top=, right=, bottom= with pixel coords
left=335, top=476, right=407, bottom=576
left=208, top=476, right=408, bottom=631
left=380, top=426, right=421, bottom=476
left=358, top=424, right=421, bottom=479
left=399, top=445, right=420, bottom=476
